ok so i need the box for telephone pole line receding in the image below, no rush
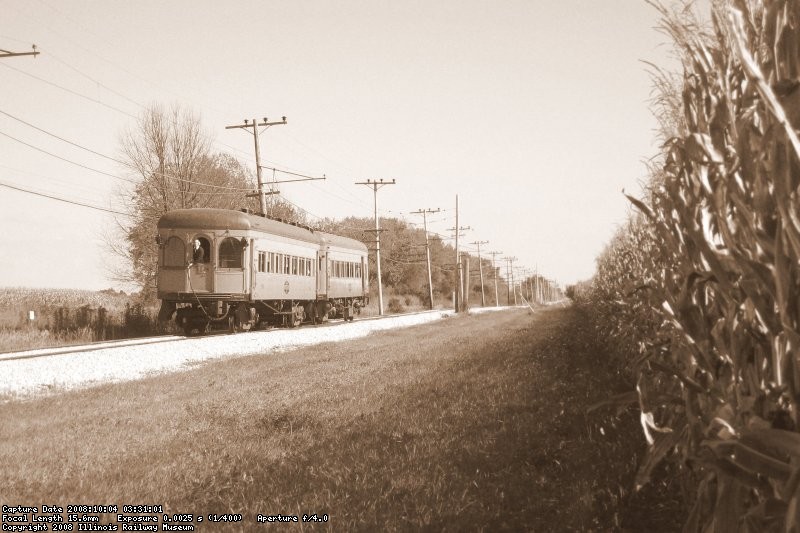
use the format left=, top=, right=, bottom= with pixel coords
left=502, top=256, right=517, bottom=306
left=356, top=178, right=396, bottom=316
left=470, top=240, right=489, bottom=307
left=225, top=116, right=287, bottom=215
left=0, top=45, right=39, bottom=59
left=411, top=208, right=440, bottom=310
left=487, top=251, right=503, bottom=307
left=447, top=195, right=471, bottom=312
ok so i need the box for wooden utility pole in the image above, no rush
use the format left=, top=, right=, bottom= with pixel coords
left=470, top=240, right=488, bottom=306
left=463, top=253, right=470, bottom=310
left=0, top=45, right=39, bottom=59
left=503, top=256, right=517, bottom=305
left=356, top=178, right=396, bottom=316
left=488, top=251, right=503, bottom=306
left=411, top=208, right=440, bottom=310
left=225, top=116, right=286, bottom=215
left=447, top=195, right=470, bottom=312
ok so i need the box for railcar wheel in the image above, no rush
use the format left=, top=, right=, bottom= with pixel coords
left=290, top=305, right=305, bottom=328
left=228, top=315, right=239, bottom=334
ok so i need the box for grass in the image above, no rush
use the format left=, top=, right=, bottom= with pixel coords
left=0, top=305, right=681, bottom=531
left=0, top=327, right=97, bottom=352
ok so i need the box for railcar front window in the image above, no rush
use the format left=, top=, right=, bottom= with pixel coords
left=218, top=238, right=243, bottom=269
left=164, top=236, right=185, bottom=267
left=191, top=237, right=210, bottom=264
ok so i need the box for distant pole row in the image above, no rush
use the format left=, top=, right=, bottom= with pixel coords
left=221, top=113, right=562, bottom=314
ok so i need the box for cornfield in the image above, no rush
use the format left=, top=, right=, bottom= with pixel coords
left=583, top=0, right=800, bottom=530
left=0, top=287, right=159, bottom=351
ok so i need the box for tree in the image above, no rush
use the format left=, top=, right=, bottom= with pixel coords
left=109, top=104, right=256, bottom=299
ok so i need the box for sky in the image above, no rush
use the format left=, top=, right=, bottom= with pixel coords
left=1, top=0, right=685, bottom=291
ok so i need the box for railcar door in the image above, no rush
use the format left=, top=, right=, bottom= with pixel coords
left=189, top=236, right=213, bottom=292
left=361, top=256, right=367, bottom=298
left=215, top=237, right=246, bottom=294
left=317, top=251, right=328, bottom=298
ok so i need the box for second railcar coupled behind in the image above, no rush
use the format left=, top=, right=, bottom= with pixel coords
left=156, top=208, right=369, bottom=335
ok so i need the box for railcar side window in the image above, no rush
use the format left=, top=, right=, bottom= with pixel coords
left=218, top=237, right=243, bottom=268
left=258, top=251, right=267, bottom=273
left=163, top=236, right=185, bottom=267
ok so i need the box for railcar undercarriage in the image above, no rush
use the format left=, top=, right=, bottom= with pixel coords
left=160, top=297, right=363, bottom=336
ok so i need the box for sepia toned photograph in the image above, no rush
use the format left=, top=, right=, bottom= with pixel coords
left=2, top=0, right=798, bottom=530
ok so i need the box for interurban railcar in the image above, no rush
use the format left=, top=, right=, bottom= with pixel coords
left=156, top=208, right=369, bottom=335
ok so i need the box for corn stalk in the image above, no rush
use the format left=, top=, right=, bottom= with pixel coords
left=585, top=0, right=800, bottom=530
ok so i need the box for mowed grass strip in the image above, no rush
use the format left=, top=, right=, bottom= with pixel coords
left=0, top=306, right=643, bottom=531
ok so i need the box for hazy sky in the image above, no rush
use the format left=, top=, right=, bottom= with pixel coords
left=1, top=0, right=681, bottom=291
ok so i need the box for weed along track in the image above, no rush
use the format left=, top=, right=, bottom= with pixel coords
left=0, top=305, right=670, bottom=531
left=0, top=308, right=458, bottom=400
left=0, top=334, right=186, bottom=362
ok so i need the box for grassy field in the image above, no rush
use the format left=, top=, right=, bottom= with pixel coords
left=0, top=306, right=682, bottom=531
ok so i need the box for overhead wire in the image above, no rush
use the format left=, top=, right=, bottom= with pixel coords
left=0, top=62, right=138, bottom=119
left=0, top=108, right=126, bottom=165
left=0, top=113, right=259, bottom=192
left=0, top=179, right=130, bottom=216
left=0, top=129, right=135, bottom=183
left=1, top=49, right=385, bottom=215
left=1, top=34, right=433, bottom=226
left=0, top=163, right=119, bottom=201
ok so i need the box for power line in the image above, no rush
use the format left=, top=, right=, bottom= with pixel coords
left=0, top=108, right=126, bottom=165
left=0, top=179, right=129, bottom=216
left=0, top=124, right=256, bottom=192
left=0, top=129, right=135, bottom=183
left=45, top=49, right=146, bottom=110
left=0, top=62, right=138, bottom=118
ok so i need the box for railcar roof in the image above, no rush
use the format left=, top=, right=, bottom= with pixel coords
left=318, top=231, right=368, bottom=252
left=158, top=208, right=320, bottom=244
left=158, top=209, right=367, bottom=252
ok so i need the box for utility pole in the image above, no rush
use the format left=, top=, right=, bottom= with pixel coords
left=0, top=44, right=39, bottom=59
left=226, top=116, right=287, bottom=215
left=463, top=253, right=470, bottom=310
left=503, top=256, right=517, bottom=305
left=356, top=178, right=396, bottom=316
left=488, top=251, right=503, bottom=307
left=470, top=240, right=489, bottom=306
left=411, top=208, right=440, bottom=310
left=521, top=268, right=532, bottom=302
left=447, top=195, right=470, bottom=312
left=526, top=270, right=533, bottom=301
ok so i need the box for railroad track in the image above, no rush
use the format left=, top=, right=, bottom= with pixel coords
left=0, top=309, right=451, bottom=363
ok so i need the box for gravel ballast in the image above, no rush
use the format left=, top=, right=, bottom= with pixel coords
left=1, top=309, right=467, bottom=399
